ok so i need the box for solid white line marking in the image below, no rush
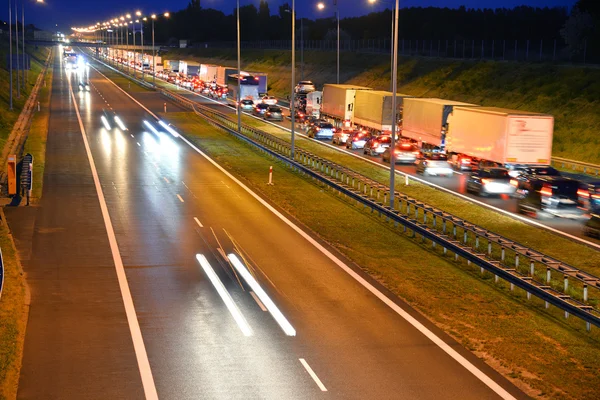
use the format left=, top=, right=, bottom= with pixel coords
left=194, top=217, right=203, bottom=228
left=163, top=177, right=169, bottom=183
left=176, top=194, right=184, bottom=203
left=250, top=291, right=267, bottom=311
left=96, top=62, right=518, bottom=398
left=299, top=359, right=327, bottom=392
left=68, top=80, right=158, bottom=400
left=228, top=254, right=296, bottom=336
left=196, top=254, right=253, bottom=336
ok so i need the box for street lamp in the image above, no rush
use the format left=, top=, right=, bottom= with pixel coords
left=150, top=12, right=171, bottom=87
left=8, top=0, right=13, bottom=109
left=290, top=0, right=296, bottom=158
left=236, top=0, right=241, bottom=132
left=369, top=0, right=399, bottom=207
left=142, top=17, right=147, bottom=82
left=317, top=1, right=339, bottom=84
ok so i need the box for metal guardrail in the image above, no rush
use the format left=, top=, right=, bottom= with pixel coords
left=161, top=87, right=600, bottom=331
left=552, top=157, right=600, bottom=177
left=89, top=51, right=600, bottom=330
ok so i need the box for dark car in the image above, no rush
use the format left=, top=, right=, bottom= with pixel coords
left=449, top=153, right=478, bottom=171
left=363, top=135, right=392, bottom=156
left=466, top=168, right=517, bottom=197
left=78, top=81, right=90, bottom=91
left=517, top=176, right=585, bottom=219
left=584, top=213, right=600, bottom=238
left=577, top=181, right=600, bottom=212
left=264, top=106, right=284, bottom=121
left=252, top=103, right=270, bottom=116
left=514, top=166, right=562, bottom=188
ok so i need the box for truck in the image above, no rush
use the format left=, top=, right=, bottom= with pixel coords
left=401, top=98, right=477, bottom=147
left=353, top=90, right=413, bottom=134
left=446, top=106, right=554, bottom=165
left=199, top=64, right=219, bottom=83
left=216, top=66, right=237, bottom=86
left=165, top=59, right=180, bottom=72
left=321, top=84, right=372, bottom=126
left=305, top=91, right=322, bottom=118
left=186, top=62, right=200, bottom=77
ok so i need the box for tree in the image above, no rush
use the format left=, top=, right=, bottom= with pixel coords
left=561, top=6, right=595, bottom=56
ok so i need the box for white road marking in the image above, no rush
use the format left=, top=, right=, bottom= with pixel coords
left=96, top=61, right=519, bottom=399
left=176, top=194, right=184, bottom=203
left=250, top=291, right=267, bottom=311
left=163, top=177, right=169, bottom=183
left=299, top=359, right=327, bottom=392
left=196, top=254, right=253, bottom=336
left=193, top=217, right=203, bottom=228
left=130, top=134, right=134, bottom=138
left=137, top=142, right=141, bottom=147
left=228, top=254, right=296, bottom=336
left=68, top=81, right=159, bottom=400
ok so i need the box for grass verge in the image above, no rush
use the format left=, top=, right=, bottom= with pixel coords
left=163, top=110, right=600, bottom=399
left=23, top=54, right=54, bottom=202
left=0, top=215, right=27, bottom=400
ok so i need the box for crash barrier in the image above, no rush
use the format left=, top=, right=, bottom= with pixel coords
left=161, top=87, right=600, bottom=331
left=552, top=157, right=600, bottom=177
left=0, top=247, right=4, bottom=301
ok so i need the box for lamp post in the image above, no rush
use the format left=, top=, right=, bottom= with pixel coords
left=290, top=0, right=296, bottom=158
left=15, top=0, right=20, bottom=98
left=135, top=11, right=141, bottom=80
left=317, top=1, right=339, bottom=84
left=369, top=0, right=399, bottom=207
left=8, top=0, right=13, bottom=110
left=236, top=0, right=241, bottom=132
left=150, top=12, right=169, bottom=88
left=141, top=17, right=146, bottom=82
left=126, top=14, right=131, bottom=75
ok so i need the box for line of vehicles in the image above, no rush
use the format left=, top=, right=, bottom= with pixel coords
left=95, top=47, right=600, bottom=238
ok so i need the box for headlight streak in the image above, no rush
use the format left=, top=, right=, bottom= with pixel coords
left=143, top=120, right=159, bottom=135
left=227, top=254, right=296, bottom=337
left=100, top=115, right=111, bottom=130
left=195, top=254, right=253, bottom=337
left=114, top=116, right=128, bottom=131
left=158, top=120, right=180, bottom=138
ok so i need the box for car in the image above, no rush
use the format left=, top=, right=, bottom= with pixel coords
left=466, top=168, right=517, bottom=197
left=302, top=116, right=324, bottom=132
left=78, top=81, right=90, bottom=91
left=289, top=110, right=307, bottom=123
left=261, top=95, right=278, bottom=105
left=449, top=153, right=477, bottom=171
left=416, top=159, right=454, bottom=177
left=295, top=80, right=316, bottom=94
left=239, top=99, right=255, bottom=111
left=578, top=181, right=600, bottom=212
left=517, top=175, right=585, bottom=219
left=382, top=143, right=420, bottom=164
left=345, top=131, right=371, bottom=149
left=514, top=165, right=562, bottom=188
left=252, top=103, right=270, bottom=116
left=363, top=135, right=392, bottom=156
left=307, top=121, right=335, bottom=139
left=332, top=129, right=356, bottom=145
left=264, top=106, right=284, bottom=121
left=583, top=213, right=600, bottom=238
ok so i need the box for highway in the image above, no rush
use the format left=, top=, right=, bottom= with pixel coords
left=11, top=50, right=528, bottom=398
left=132, top=66, right=600, bottom=248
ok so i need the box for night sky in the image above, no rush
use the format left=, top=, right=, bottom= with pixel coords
left=2, top=0, right=577, bottom=32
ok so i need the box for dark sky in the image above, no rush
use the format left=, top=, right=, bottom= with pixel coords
left=2, top=0, right=576, bottom=32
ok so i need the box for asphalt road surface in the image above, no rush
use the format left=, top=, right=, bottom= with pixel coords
left=11, top=50, right=529, bottom=399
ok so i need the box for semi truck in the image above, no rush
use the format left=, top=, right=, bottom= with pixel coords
left=446, top=107, right=554, bottom=165
left=353, top=90, right=413, bottom=134
left=305, top=91, right=322, bottom=118
left=401, top=98, right=477, bottom=147
left=199, top=64, right=219, bottom=82
left=216, top=66, right=238, bottom=86
left=248, top=72, right=268, bottom=95
left=321, top=84, right=372, bottom=126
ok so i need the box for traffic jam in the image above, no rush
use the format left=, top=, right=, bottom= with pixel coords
left=97, top=49, right=600, bottom=239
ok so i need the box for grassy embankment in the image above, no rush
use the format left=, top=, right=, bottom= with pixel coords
left=0, top=39, right=50, bottom=400
left=166, top=47, right=600, bottom=164
left=163, top=110, right=600, bottom=400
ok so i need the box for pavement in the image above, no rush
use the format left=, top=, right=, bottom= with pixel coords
left=6, top=51, right=529, bottom=399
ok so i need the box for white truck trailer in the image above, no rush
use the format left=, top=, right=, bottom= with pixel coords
left=401, top=98, right=477, bottom=147
left=353, top=90, right=413, bottom=134
left=321, top=84, right=372, bottom=126
left=199, top=64, right=219, bottom=82
left=446, top=106, right=554, bottom=165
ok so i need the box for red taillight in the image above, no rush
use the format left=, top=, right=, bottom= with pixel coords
left=510, top=179, right=518, bottom=187
left=461, top=158, right=471, bottom=164
left=481, top=178, right=490, bottom=185
left=373, top=141, right=379, bottom=146
left=316, top=127, right=320, bottom=131
left=578, top=189, right=589, bottom=198
left=394, top=150, right=401, bottom=155
left=540, top=186, right=553, bottom=196
left=255, top=77, right=259, bottom=80
left=412, top=151, right=420, bottom=155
